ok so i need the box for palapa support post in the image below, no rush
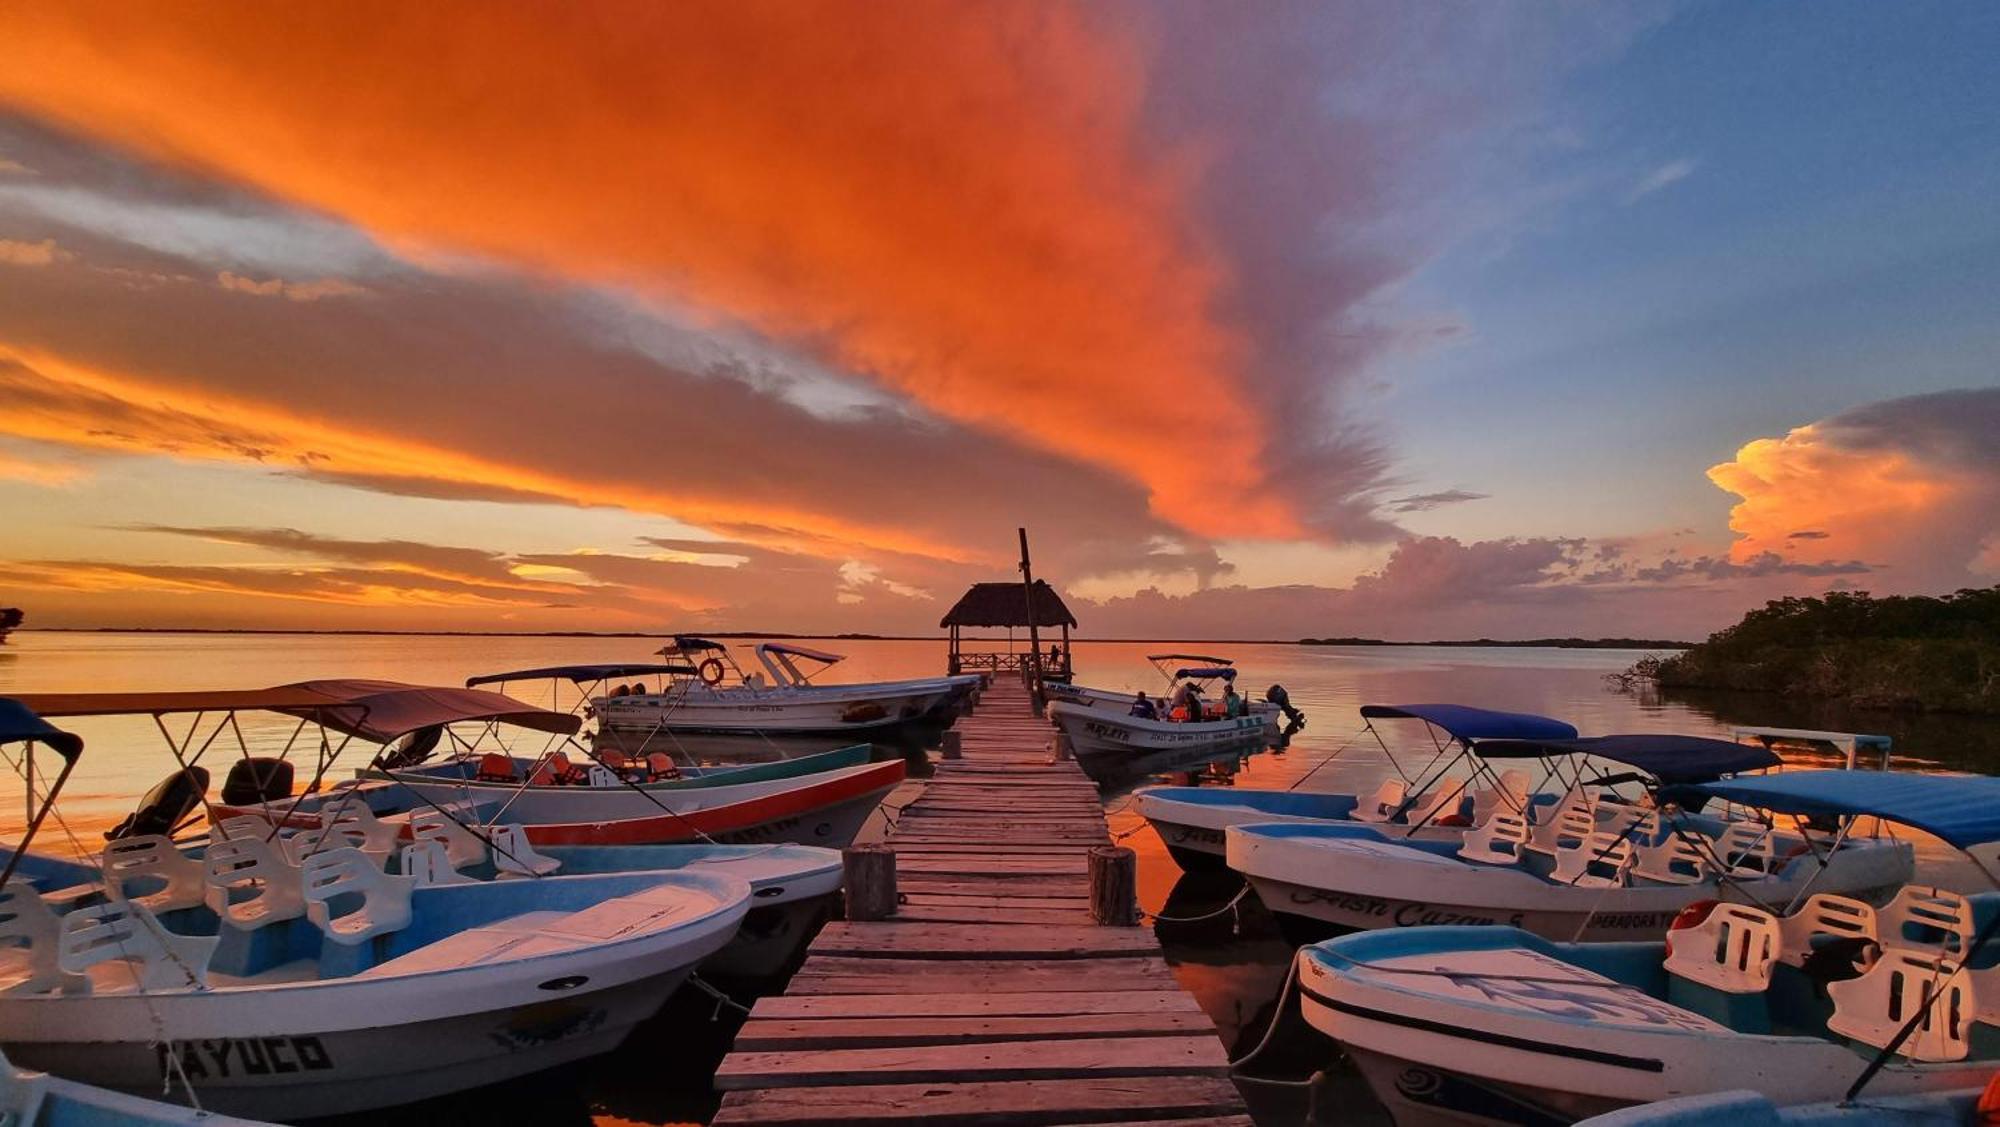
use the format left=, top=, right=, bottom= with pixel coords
left=1089, top=845, right=1138, bottom=926
left=940, top=730, right=963, bottom=760
left=842, top=844, right=897, bottom=921
left=1017, top=527, right=1046, bottom=710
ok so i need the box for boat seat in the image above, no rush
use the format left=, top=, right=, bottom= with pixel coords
left=410, top=807, right=488, bottom=869
left=1551, top=832, right=1634, bottom=888
left=101, top=835, right=209, bottom=913
left=1405, top=783, right=1468, bottom=829
left=402, top=839, right=475, bottom=887
left=1633, top=833, right=1713, bottom=886
left=1777, top=894, right=1877, bottom=968
left=1525, top=796, right=1596, bottom=857
left=0, top=887, right=88, bottom=995
left=1666, top=903, right=1779, bottom=994
left=1469, top=771, right=1531, bottom=825
left=1713, top=823, right=1777, bottom=879
left=490, top=824, right=561, bottom=878
left=1880, top=886, right=1973, bottom=958
left=1457, top=812, right=1531, bottom=866
left=1827, top=949, right=1973, bottom=1062
left=474, top=753, right=518, bottom=783
left=527, top=753, right=580, bottom=787
left=645, top=754, right=681, bottom=781
left=327, top=803, right=401, bottom=854
left=58, top=900, right=216, bottom=991
left=302, top=847, right=415, bottom=944
left=215, top=815, right=282, bottom=843
left=1350, top=779, right=1409, bottom=823
left=203, top=836, right=306, bottom=929
left=1598, top=805, right=1654, bottom=840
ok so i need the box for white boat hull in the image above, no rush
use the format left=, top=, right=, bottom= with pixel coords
left=1048, top=702, right=1268, bottom=783
left=596, top=678, right=971, bottom=735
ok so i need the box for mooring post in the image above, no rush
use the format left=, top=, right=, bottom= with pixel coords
left=940, top=730, right=963, bottom=760
left=1089, top=845, right=1138, bottom=926
left=1051, top=730, right=1073, bottom=762
left=843, top=844, right=897, bottom=921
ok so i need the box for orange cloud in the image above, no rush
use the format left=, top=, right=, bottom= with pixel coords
left=0, top=237, right=61, bottom=266
left=0, top=3, right=1299, bottom=538
left=0, top=346, right=976, bottom=562
left=216, top=271, right=367, bottom=302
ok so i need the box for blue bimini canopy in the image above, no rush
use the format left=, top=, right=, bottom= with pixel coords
left=465, top=664, right=696, bottom=688
left=1665, top=770, right=2000, bottom=849
left=0, top=698, right=83, bottom=761
left=1472, top=734, right=1780, bottom=784
left=1360, top=703, right=1577, bottom=744
left=1176, top=667, right=1238, bottom=681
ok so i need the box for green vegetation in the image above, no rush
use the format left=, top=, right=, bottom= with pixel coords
left=1635, top=587, right=2000, bottom=713
left=1302, top=636, right=1692, bottom=649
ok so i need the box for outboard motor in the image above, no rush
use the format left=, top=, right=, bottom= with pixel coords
left=105, top=766, right=210, bottom=840
left=220, top=757, right=296, bottom=806
left=378, top=725, right=444, bottom=770
left=1265, top=684, right=1305, bottom=726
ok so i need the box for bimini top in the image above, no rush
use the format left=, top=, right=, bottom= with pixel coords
left=1472, top=734, right=1780, bottom=785
left=1175, top=667, right=1238, bottom=681
left=276, top=680, right=581, bottom=743
left=1149, top=653, right=1232, bottom=667
left=667, top=635, right=728, bottom=653
left=0, top=698, right=82, bottom=760
left=757, top=642, right=843, bottom=664
left=11, top=680, right=578, bottom=745
left=1359, top=703, right=1577, bottom=743
left=464, top=663, right=696, bottom=688
left=1664, top=770, right=2000, bottom=850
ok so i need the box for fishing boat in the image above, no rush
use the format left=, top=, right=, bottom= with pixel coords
left=1047, top=698, right=1271, bottom=787
left=1134, top=703, right=1577, bottom=872
left=1576, top=1087, right=1984, bottom=1127
left=2, top=1046, right=277, bottom=1127
left=589, top=638, right=979, bottom=738
left=0, top=696, right=758, bottom=1120
left=1228, top=733, right=1908, bottom=944
left=1044, top=653, right=1299, bottom=736
left=1294, top=771, right=2000, bottom=1127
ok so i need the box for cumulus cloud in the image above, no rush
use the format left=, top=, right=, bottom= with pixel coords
left=1708, top=387, right=2000, bottom=591
left=0, top=237, right=60, bottom=265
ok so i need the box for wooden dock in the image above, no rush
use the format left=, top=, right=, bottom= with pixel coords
left=711, top=676, right=1249, bottom=1126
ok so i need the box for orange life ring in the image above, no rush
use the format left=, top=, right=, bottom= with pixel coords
left=698, top=658, right=726, bottom=686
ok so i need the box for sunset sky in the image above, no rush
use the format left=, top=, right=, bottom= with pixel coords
left=0, top=2, right=1994, bottom=639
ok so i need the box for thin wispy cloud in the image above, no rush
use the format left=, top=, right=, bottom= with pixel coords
left=1623, top=157, right=1699, bottom=204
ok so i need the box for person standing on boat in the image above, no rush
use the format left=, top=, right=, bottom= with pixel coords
left=1129, top=691, right=1158, bottom=719
left=1224, top=684, right=1246, bottom=718
left=1170, top=678, right=1202, bottom=722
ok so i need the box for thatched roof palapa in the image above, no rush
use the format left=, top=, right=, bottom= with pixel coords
left=939, top=581, right=1078, bottom=629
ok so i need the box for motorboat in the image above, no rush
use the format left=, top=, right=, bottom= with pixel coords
left=1045, top=653, right=1300, bottom=736
left=0, top=695, right=757, bottom=1120
left=1047, top=699, right=1271, bottom=787
left=1134, top=703, right=1579, bottom=872
left=1295, top=770, right=2000, bottom=1127
left=1576, top=1087, right=1983, bottom=1127
left=587, top=638, right=980, bottom=738
left=1229, top=735, right=1909, bottom=944
left=2, top=1045, right=277, bottom=1126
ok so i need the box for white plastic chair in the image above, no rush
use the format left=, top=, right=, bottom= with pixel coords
left=1776, top=894, right=1877, bottom=968
left=489, top=825, right=561, bottom=878
left=1470, top=769, right=1532, bottom=825
left=1551, top=832, right=1634, bottom=888
left=401, top=839, right=475, bottom=887
left=301, top=847, right=415, bottom=944
left=284, top=824, right=391, bottom=867
left=1404, top=783, right=1468, bottom=828
left=1713, top=822, right=1776, bottom=879
left=1456, top=812, right=1531, bottom=866
left=101, top=835, right=209, bottom=912
left=1525, top=794, right=1596, bottom=857
left=326, top=803, right=402, bottom=854
left=410, top=807, right=488, bottom=870
left=215, top=815, right=280, bottom=843
left=58, top=900, right=217, bottom=991
left=1350, top=779, right=1409, bottom=823
left=0, top=887, right=86, bottom=995
left=1633, top=833, right=1713, bottom=886
left=203, top=836, right=306, bottom=929
left=1664, top=903, right=1779, bottom=994
left=1828, top=949, right=1974, bottom=1062
left=1880, top=886, right=1974, bottom=957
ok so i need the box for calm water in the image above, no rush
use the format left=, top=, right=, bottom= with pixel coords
left=3, top=632, right=1997, bottom=1125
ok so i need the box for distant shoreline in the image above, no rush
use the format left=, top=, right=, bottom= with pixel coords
left=18, top=627, right=1689, bottom=649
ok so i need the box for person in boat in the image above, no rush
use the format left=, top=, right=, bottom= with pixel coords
left=1129, top=691, right=1158, bottom=720
left=1224, top=685, right=1246, bottom=718
left=1170, top=678, right=1203, bottom=722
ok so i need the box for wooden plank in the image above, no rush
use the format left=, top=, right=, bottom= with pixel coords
left=898, top=892, right=1091, bottom=910
left=812, top=922, right=1157, bottom=958
left=714, top=1076, right=1248, bottom=1125
left=893, top=903, right=1095, bottom=925
left=788, top=959, right=1179, bottom=995
left=715, top=1035, right=1231, bottom=1089
left=732, top=1010, right=1216, bottom=1050
left=896, top=879, right=1090, bottom=897
left=747, top=989, right=1205, bottom=1020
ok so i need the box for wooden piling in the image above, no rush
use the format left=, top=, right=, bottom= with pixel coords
left=1051, top=730, right=1073, bottom=762
left=842, top=844, right=897, bottom=922
left=712, top=674, right=1243, bottom=1125
left=939, top=730, right=962, bottom=760
left=1089, top=845, right=1139, bottom=927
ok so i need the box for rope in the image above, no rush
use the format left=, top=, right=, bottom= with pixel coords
left=688, top=973, right=753, bottom=1019
left=1143, top=883, right=1249, bottom=925
left=1284, top=724, right=1370, bottom=792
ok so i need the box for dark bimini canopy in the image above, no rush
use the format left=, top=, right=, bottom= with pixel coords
left=465, top=663, right=696, bottom=688
left=0, top=698, right=82, bottom=760
left=10, top=682, right=576, bottom=747
left=1360, top=703, right=1578, bottom=743
left=1149, top=653, right=1233, bottom=666
left=1664, top=770, right=2000, bottom=849
left=669, top=635, right=728, bottom=653
left=1472, top=734, right=1780, bottom=784
left=1175, top=667, right=1238, bottom=681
